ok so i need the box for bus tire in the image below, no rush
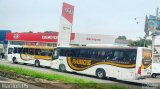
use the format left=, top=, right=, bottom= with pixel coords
left=96, top=68, right=106, bottom=79
left=23, top=63, right=27, bottom=65
left=35, top=60, right=40, bottom=67
left=12, top=57, right=17, bottom=64
left=151, top=73, right=157, bottom=78
left=59, top=64, right=66, bottom=72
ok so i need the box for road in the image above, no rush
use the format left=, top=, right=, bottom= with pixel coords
left=0, top=59, right=160, bottom=89
left=0, top=59, right=116, bottom=83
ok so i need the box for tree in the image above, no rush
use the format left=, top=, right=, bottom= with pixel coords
left=44, top=31, right=56, bottom=33
left=28, top=31, right=33, bottom=33
left=117, top=36, right=127, bottom=40
left=128, top=37, right=152, bottom=47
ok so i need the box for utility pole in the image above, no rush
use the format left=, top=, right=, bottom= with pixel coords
left=152, top=35, right=155, bottom=62
left=144, top=36, right=146, bottom=47
left=151, top=8, right=159, bottom=62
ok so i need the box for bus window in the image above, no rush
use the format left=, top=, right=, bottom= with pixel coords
left=79, top=49, right=87, bottom=58
left=41, top=49, right=49, bottom=56
left=107, top=50, right=114, bottom=60
left=60, top=49, right=67, bottom=56
left=23, top=48, right=28, bottom=54
left=35, top=49, right=41, bottom=55
left=86, top=49, right=92, bottom=58
left=8, top=48, right=13, bottom=54
left=18, top=48, right=22, bottom=54
left=71, top=49, right=80, bottom=58
left=52, top=48, right=60, bottom=59
left=124, top=50, right=137, bottom=64
left=13, top=47, right=18, bottom=53
left=100, top=50, right=105, bottom=59
left=48, top=50, right=52, bottom=56
left=28, top=48, right=34, bottom=55
left=113, top=50, right=124, bottom=61
left=91, top=50, right=96, bottom=58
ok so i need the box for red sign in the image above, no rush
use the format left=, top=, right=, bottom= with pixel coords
left=6, top=32, right=75, bottom=43
left=62, top=2, right=74, bottom=24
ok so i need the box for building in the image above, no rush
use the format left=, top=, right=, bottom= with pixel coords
left=6, top=32, right=116, bottom=47
left=0, top=30, right=11, bottom=44
left=71, top=33, right=115, bottom=46
left=0, top=30, right=11, bottom=52
left=0, top=44, right=3, bottom=53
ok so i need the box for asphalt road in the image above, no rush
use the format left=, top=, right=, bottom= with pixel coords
left=0, top=59, right=116, bottom=83
left=0, top=59, right=160, bottom=89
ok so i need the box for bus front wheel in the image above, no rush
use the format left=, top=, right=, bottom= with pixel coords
left=59, top=64, right=66, bottom=72
left=96, top=69, right=106, bottom=79
left=35, top=60, right=40, bottom=67
left=152, top=73, right=157, bottom=78
left=12, top=57, right=17, bottom=64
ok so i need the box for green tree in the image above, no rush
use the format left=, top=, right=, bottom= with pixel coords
left=128, top=37, right=152, bottom=47
left=117, top=36, right=127, bottom=40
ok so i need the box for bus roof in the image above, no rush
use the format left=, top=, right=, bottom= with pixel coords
left=56, top=46, right=143, bottom=49
left=71, top=46, right=138, bottom=49
left=23, top=45, right=54, bottom=49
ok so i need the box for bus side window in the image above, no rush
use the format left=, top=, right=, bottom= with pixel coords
left=35, top=49, right=41, bottom=55
left=23, top=48, right=28, bottom=54
left=29, top=48, right=34, bottom=55
left=71, top=49, right=80, bottom=58
left=113, top=50, right=124, bottom=61
left=66, top=50, right=72, bottom=57
left=107, top=50, right=114, bottom=60
left=60, top=49, right=67, bottom=56
left=70, top=49, right=75, bottom=57
left=18, top=48, right=22, bottom=54
left=122, top=50, right=137, bottom=64
left=100, top=50, right=106, bottom=60
left=13, top=47, right=18, bottom=54
left=79, top=49, right=87, bottom=58
left=86, top=49, right=92, bottom=58
left=52, top=49, right=59, bottom=60
left=128, top=50, right=136, bottom=63
left=41, top=49, right=48, bottom=56
left=8, top=48, right=13, bottom=54
left=91, top=50, right=96, bottom=59
left=48, top=50, right=52, bottom=56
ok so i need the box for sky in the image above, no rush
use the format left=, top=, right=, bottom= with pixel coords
left=0, top=0, right=160, bottom=44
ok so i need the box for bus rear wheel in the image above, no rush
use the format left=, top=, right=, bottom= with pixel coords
left=12, top=57, right=17, bottom=64
left=59, top=64, right=66, bottom=72
left=96, top=69, right=106, bottom=79
left=35, top=60, right=40, bottom=67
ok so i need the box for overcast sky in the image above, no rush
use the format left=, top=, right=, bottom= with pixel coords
left=0, top=0, right=160, bottom=44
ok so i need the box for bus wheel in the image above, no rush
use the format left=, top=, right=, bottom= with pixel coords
left=12, top=57, right=17, bottom=64
left=96, top=69, right=106, bottom=79
left=59, top=64, right=66, bottom=72
left=35, top=60, right=40, bottom=67
left=152, top=73, right=157, bottom=78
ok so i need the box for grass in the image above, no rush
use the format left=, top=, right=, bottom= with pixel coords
left=0, top=64, right=128, bottom=89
